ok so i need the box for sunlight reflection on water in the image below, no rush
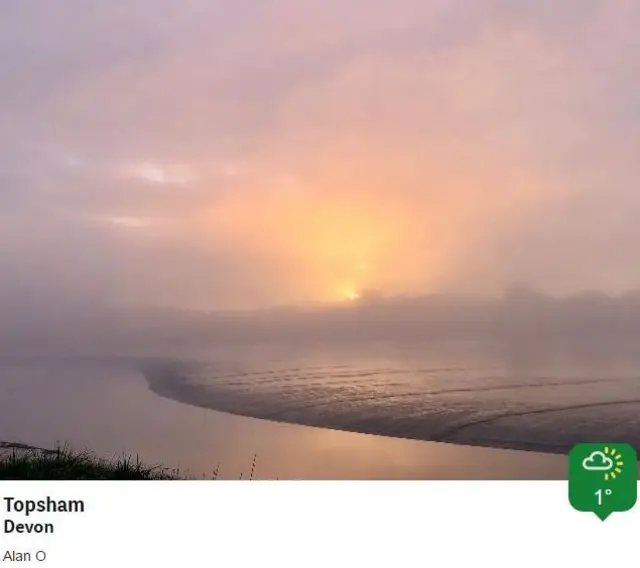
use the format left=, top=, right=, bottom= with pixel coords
left=0, top=345, right=576, bottom=479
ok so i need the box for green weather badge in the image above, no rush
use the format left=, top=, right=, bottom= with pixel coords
left=569, top=443, right=637, bottom=521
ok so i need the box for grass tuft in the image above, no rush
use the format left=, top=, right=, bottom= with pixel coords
left=0, top=444, right=180, bottom=480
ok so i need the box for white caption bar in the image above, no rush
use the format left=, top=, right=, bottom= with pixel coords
left=0, top=481, right=635, bottom=567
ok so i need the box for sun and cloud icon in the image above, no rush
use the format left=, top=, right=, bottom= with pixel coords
left=582, top=447, right=625, bottom=481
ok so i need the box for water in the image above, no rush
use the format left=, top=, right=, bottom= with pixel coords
left=5, top=337, right=637, bottom=479
left=0, top=356, right=564, bottom=479
left=143, top=339, right=640, bottom=455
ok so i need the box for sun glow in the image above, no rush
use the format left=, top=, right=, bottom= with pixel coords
left=340, top=286, right=361, bottom=302
left=200, top=187, right=448, bottom=306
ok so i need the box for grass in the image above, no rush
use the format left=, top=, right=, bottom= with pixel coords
left=0, top=445, right=181, bottom=480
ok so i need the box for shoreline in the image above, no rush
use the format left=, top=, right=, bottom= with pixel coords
left=145, top=369, right=576, bottom=457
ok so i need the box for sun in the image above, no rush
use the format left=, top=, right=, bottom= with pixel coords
left=345, top=290, right=361, bottom=302
left=604, top=446, right=624, bottom=481
left=337, top=284, right=361, bottom=302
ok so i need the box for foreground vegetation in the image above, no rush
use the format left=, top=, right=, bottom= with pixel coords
left=0, top=446, right=181, bottom=480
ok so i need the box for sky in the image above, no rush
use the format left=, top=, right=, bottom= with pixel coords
left=2, top=0, right=640, bottom=311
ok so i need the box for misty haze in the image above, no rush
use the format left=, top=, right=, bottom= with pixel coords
left=2, top=1, right=640, bottom=478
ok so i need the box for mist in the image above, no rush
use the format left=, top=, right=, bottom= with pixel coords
left=2, top=0, right=640, bottom=321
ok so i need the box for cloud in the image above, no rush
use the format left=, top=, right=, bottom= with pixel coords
left=582, top=451, right=614, bottom=472
left=102, top=216, right=157, bottom=229
left=120, top=163, right=197, bottom=185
